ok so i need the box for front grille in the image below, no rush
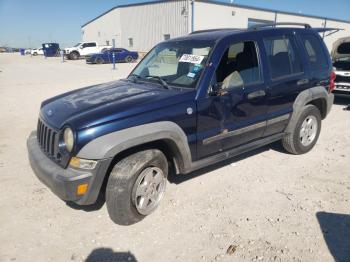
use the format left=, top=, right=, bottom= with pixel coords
left=37, top=119, right=59, bottom=159
left=335, top=75, right=350, bottom=83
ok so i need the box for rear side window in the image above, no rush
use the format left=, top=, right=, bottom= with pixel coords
left=300, top=34, right=328, bottom=70
left=82, top=43, right=96, bottom=48
left=263, top=35, right=303, bottom=79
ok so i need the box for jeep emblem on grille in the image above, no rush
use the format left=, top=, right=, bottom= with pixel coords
left=46, top=109, right=53, bottom=117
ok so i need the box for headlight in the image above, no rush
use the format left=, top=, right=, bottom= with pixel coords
left=63, top=127, right=74, bottom=152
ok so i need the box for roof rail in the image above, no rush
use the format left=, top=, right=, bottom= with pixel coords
left=190, top=28, right=241, bottom=35
left=251, top=22, right=312, bottom=30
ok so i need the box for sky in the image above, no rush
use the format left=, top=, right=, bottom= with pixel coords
left=0, top=0, right=349, bottom=48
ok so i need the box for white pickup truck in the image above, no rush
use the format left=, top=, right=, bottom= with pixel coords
left=64, top=42, right=111, bottom=60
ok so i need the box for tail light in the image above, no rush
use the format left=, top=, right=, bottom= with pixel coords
left=329, top=71, right=336, bottom=93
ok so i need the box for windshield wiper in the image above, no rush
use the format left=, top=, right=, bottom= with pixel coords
left=145, top=75, right=170, bottom=89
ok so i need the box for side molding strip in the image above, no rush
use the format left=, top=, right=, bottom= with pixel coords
left=202, top=114, right=290, bottom=145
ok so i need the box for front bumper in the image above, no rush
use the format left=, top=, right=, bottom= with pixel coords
left=27, top=131, right=111, bottom=205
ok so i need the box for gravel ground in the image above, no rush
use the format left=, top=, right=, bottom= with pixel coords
left=0, top=53, right=349, bottom=262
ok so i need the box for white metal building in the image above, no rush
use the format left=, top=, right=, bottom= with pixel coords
left=81, top=0, right=350, bottom=52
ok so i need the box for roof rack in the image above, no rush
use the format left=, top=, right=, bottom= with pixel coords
left=251, top=22, right=312, bottom=30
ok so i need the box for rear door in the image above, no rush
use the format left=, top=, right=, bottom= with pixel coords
left=261, top=31, right=310, bottom=137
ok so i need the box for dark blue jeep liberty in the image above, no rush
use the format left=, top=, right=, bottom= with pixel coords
left=27, top=23, right=335, bottom=225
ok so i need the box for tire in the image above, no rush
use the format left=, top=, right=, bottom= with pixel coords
left=33, top=52, right=37, bottom=56
left=95, top=58, right=104, bottom=64
left=70, top=51, right=79, bottom=60
left=282, top=105, right=321, bottom=154
left=125, top=55, right=133, bottom=63
left=106, top=149, right=168, bottom=225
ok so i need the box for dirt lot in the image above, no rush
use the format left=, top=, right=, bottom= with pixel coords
left=0, top=53, right=349, bottom=262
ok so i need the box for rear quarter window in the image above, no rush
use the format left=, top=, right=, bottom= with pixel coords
left=300, top=34, right=329, bottom=70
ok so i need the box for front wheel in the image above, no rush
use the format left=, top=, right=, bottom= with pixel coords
left=282, top=105, right=321, bottom=154
left=106, top=149, right=168, bottom=225
left=70, top=52, right=79, bottom=60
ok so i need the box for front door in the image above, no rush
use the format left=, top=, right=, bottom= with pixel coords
left=197, top=40, right=267, bottom=159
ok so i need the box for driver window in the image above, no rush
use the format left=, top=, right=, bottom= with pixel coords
left=215, top=41, right=261, bottom=90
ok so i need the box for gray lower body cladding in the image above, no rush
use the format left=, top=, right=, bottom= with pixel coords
left=27, top=131, right=111, bottom=205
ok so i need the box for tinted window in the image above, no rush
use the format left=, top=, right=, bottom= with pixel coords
left=300, top=34, right=328, bottom=70
left=82, top=43, right=96, bottom=48
left=338, top=42, right=350, bottom=54
left=215, top=41, right=262, bottom=89
left=263, top=35, right=303, bottom=79
left=114, top=48, right=123, bottom=53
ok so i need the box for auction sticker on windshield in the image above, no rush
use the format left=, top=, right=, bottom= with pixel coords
left=179, top=54, right=205, bottom=64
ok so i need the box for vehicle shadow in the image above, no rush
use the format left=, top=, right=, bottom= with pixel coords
left=85, top=248, right=137, bottom=262
left=316, top=212, right=350, bottom=262
left=168, top=143, right=277, bottom=184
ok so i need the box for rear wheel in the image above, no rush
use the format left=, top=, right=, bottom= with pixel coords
left=282, top=105, right=321, bottom=154
left=95, top=57, right=104, bottom=64
left=125, top=55, right=133, bottom=63
left=106, top=149, right=168, bottom=225
left=33, top=52, right=38, bottom=56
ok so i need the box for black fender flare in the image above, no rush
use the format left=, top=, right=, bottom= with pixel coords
left=285, top=86, right=334, bottom=134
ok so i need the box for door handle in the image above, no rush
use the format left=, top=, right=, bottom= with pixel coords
left=297, top=79, right=309, bottom=85
left=247, top=90, right=266, bottom=100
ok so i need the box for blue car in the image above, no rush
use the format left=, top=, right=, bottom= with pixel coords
left=28, top=23, right=334, bottom=225
left=86, top=48, right=138, bottom=64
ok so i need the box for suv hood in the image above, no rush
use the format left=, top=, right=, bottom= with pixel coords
left=40, top=80, right=193, bottom=130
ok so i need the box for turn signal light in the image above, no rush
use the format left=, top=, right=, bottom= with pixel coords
left=77, top=183, right=89, bottom=196
left=69, top=157, right=97, bottom=170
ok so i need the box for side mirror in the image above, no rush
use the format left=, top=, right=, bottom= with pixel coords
left=80, top=46, right=83, bottom=49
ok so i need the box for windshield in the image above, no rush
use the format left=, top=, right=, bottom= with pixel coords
left=74, top=43, right=82, bottom=47
left=130, top=40, right=215, bottom=88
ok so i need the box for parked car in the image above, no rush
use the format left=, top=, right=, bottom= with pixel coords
left=27, top=23, right=334, bottom=225
left=42, top=43, right=60, bottom=57
left=64, top=42, right=111, bottom=60
left=24, top=49, right=31, bottom=55
left=86, top=48, right=139, bottom=64
left=31, top=48, right=44, bottom=56
left=332, top=37, right=350, bottom=97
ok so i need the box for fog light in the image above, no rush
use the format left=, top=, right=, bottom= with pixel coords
left=77, top=183, right=88, bottom=196
left=69, top=157, right=97, bottom=170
